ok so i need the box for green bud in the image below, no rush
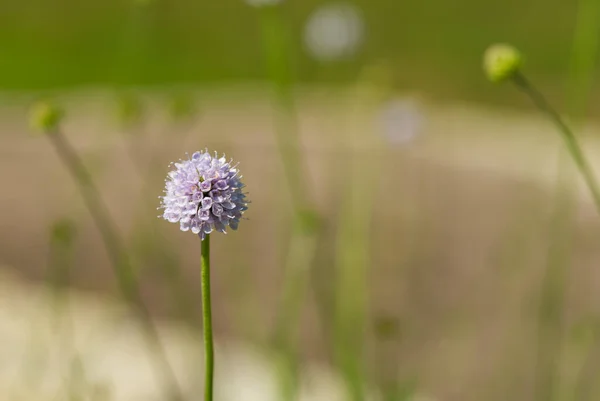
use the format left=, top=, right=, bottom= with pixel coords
left=483, top=43, right=522, bottom=83
left=30, top=101, right=63, bottom=133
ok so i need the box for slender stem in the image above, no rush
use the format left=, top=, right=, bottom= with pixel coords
left=534, top=4, right=600, bottom=399
left=271, top=219, right=318, bottom=400
left=534, top=200, right=571, bottom=401
left=46, top=130, right=183, bottom=401
left=566, top=2, right=600, bottom=398
left=201, top=235, right=214, bottom=401
left=566, top=0, right=600, bottom=120
left=259, top=5, right=310, bottom=213
left=259, top=7, right=320, bottom=400
left=511, top=73, right=600, bottom=214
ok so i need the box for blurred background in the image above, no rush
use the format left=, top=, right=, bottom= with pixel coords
left=2, top=0, right=600, bottom=400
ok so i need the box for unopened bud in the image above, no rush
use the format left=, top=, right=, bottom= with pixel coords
left=483, top=43, right=522, bottom=83
left=30, top=101, right=63, bottom=133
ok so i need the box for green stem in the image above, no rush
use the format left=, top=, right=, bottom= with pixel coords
left=259, top=5, right=310, bottom=213
left=511, top=73, right=600, bottom=215
left=534, top=203, right=571, bottom=401
left=566, top=2, right=600, bottom=398
left=201, top=235, right=214, bottom=401
left=46, top=130, right=183, bottom=401
left=566, top=0, right=600, bottom=120
left=259, top=7, right=320, bottom=400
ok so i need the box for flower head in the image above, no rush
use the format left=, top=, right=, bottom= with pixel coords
left=159, top=150, right=248, bottom=240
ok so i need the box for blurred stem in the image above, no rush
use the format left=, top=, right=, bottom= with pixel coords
left=333, top=176, right=370, bottom=401
left=259, top=5, right=309, bottom=212
left=46, top=129, right=183, bottom=401
left=17, top=219, right=79, bottom=395
left=566, top=0, right=600, bottom=399
left=566, top=0, right=600, bottom=120
left=511, top=73, right=600, bottom=214
left=519, top=6, right=600, bottom=398
left=332, top=92, right=380, bottom=401
left=272, top=219, right=319, bottom=400
left=573, top=332, right=600, bottom=401
left=534, top=197, right=572, bottom=401
left=46, top=219, right=78, bottom=323
left=200, top=235, right=214, bottom=401
left=45, top=219, right=90, bottom=398
left=259, top=5, right=320, bottom=400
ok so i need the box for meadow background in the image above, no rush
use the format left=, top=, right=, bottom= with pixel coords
left=2, top=0, right=600, bottom=400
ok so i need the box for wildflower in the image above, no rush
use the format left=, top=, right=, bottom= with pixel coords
left=483, top=43, right=522, bottom=83
left=159, top=150, right=248, bottom=239
left=304, top=2, right=365, bottom=62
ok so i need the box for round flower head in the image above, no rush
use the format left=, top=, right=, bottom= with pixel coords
left=159, top=150, right=248, bottom=240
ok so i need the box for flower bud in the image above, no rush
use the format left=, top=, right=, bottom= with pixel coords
left=483, top=44, right=522, bottom=83
left=30, top=101, right=63, bottom=133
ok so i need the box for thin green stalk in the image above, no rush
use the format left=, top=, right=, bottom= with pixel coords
left=258, top=6, right=319, bottom=400
left=567, top=1, right=600, bottom=398
left=46, top=219, right=91, bottom=399
left=529, top=3, right=600, bottom=400
left=15, top=219, right=78, bottom=397
left=259, top=5, right=308, bottom=212
left=573, top=333, right=600, bottom=401
left=201, top=235, right=214, bottom=401
left=511, top=73, right=600, bottom=215
left=332, top=97, right=380, bottom=401
left=46, top=129, right=183, bottom=401
left=333, top=176, right=370, bottom=401
left=271, top=218, right=319, bottom=400
left=534, top=198, right=572, bottom=401
left=566, top=0, right=600, bottom=120
left=512, top=70, right=596, bottom=401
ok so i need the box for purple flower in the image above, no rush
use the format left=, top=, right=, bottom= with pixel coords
left=159, top=150, right=248, bottom=240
